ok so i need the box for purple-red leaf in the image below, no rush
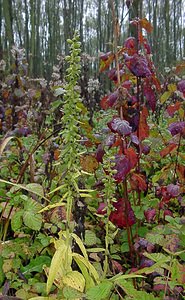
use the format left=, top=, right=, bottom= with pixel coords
left=105, top=134, right=116, bottom=147
left=124, top=37, right=136, bottom=50
left=144, top=208, right=156, bottom=223
left=114, top=155, right=131, bottom=182
left=166, top=184, right=180, bottom=198
left=144, top=86, right=156, bottom=112
left=114, top=149, right=137, bottom=182
left=124, top=53, right=152, bottom=78
left=168, top=121, right=185, bottom=136
left=110, top=198, right=136, bottom=228
left=177, top=79, right=185, bottom=95
left=97, top=198, right=136, bottom=228
left=95, top=144, right=105, bottom=163
left=107, top=117, right=132, bottom=136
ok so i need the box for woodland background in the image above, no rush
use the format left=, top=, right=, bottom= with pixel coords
left=0, top=1, right=185, bottom=299
left=0, top=0, right=185, bottom=80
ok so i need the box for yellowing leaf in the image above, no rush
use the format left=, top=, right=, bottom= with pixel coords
left=46, top=242, right=72, bottom=294
left=160, top=91, right=172, bottom=104
left=73, top=253, right=100, bottom=284
left=168, top=83, right=177, bottom=92
left=63, top=271, right=85, bottom=292
left=0, top=136, right=22, bottom=156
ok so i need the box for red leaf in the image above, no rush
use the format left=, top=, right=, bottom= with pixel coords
left=97, top=202, right=107, bottom=215
left=160, top=143, right=177, bottom=157
left=114, top=155, right=131, bottom=182
left=177, top=165, right=185, bottom=182
left=111, top=260, right=124, bottom=273
left=110, top=198, right=136, bottom=228
left=124, top=148, right=138, bottom=168
left=124, top=37, right=137, bottom=55
left=144, top=86, right=156, bottom=112
left=139, top=18, right=153, bottom=33
left=100, top=91, right=119, bottom=110
left=124, top=53, right=152, bottom=78
left=138, top=107, right=149, bottom=141
left=100, top=52, right=115, bottom=72
left=130, top=173, right=147, bottom=191
left=167, top=102, right=181, bottom=117
left=95, top=144, right=105, bottom=163
left=97, top=199, right=136, bottom=228
left=114, top=149, right=137, bottom=182
left=144, top=208, right=156, bottom=223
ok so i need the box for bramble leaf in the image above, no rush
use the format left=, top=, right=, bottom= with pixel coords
left=124, top=53, right=152, bottom=78
left=107, top=117, right=132, bottom=136
left=160, top=143, right=177, bottom=157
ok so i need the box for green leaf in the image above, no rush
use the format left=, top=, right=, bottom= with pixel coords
left=26, top=183, right=44, bottom=197
left=117, top=280, right=161, bottom=300
left=0, top=256, right=5, bottom=286
left=0, top=179, right=49, bottom=201
left=71, top=233, right=89, bottom=260
left=29, top=297, right=56, bottom=300
left=21, top=256, right=51, bottom=274
left=85, top=230, right=98, bottom=246
left=23, top=199, right=42, bottom=230
left=63, top=285, right=84, bottom=299
left=23, top=210, right=42, bottom=230
left=11, top=210, right=23, bottom=232
left=14, top=88, right=24, bottom=97
left=54, top=87, right=65, bottom=97
left=143, top=252, right=170, bottom=263
left=86, top=280, right=113, bottom=300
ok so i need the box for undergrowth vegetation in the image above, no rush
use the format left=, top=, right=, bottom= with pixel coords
left=0, top=14, right=185, bottom=300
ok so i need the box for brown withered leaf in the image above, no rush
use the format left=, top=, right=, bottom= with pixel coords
left=80, top=154, right=98, bottom=173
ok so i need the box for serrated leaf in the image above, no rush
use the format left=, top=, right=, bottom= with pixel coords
left=85, top=230, right=98, bottom=246
left=26, top=183, right=44, bottom=196
left=116, top=280, right=161, bottom=300
left=22, top=198, right=42, bottom=230
left=23, top=210, right=42, bottom=231
left=11, top=210, right=23, bottom=232
left=86, top=280, right=113, bottom=300
left=0, top=179, right=49, bottom=201
left=63, top=285, right=84, bottom=299
left=24, top=197, right=42, bottom=212
left=143, top=252, right=170, bottom=263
